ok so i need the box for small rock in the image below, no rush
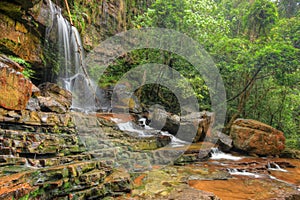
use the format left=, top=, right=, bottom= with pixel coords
left=26, top=97, right=40, bottom=111
left=38, top=96, right=66, bottom=114
left=210, top=131, right=232, bottom=152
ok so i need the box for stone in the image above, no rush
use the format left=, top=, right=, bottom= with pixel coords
left=26, top=97, right=40, bottom=111
left=31, top=84, right=41, bottom=97
left=111, top=83, right=142, bottom=113
left=38, top=96, right=66, bottom=114
left=0, top=65, right=32, bottom=110
left=0, top=12, right=42, bottom=65
left=210, top=131, right=233, bottom=152
left=230, top=119, right=285, bottom=156
left=149, top=109, right=214, bottom=143
left=0, top=55, right=23, bottom=72
left=38, top=82, right=72, bottom=111
left=168, top=185, right=221, bottom=200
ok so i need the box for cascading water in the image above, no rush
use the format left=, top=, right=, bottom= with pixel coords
left=267, top=162, right=288, bottom=172
left=210, top=148, right=243, bottom=161
left=46, top=0, right=102, bottom=111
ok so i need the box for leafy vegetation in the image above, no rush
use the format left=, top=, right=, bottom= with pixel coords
left=8, top=56, right=35, bottom=79
left=92, top=0, right=299, bottom=149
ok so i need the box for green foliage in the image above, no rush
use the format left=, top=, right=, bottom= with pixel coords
left=244, top=0, right=278, bottom=39
left=134, top=0, right=229, bottom=44
left=270, top=16, right=300, bottom=49
left=8, top=55, right=35, bottom=79
left=70, top=1, right=89, bottom=33
left=276, top=0, right=300, bottom=18
left=216, top=0, right=251, bottom=36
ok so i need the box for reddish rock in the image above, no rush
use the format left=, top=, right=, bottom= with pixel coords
left=0, top=65, right=32, bottom=110
left=0, top=13, right=42, bottom=65
left=0, top=55, right=24, bottom=72
left=230, top=119, right=285, bottom=156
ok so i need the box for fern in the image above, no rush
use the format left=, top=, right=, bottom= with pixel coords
left=8, top=56, right=35, bottom=79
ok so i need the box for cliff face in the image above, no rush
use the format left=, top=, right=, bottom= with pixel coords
left=0, top=0, right=152, bottom=82
left=0, top=0, right=47, bottom=68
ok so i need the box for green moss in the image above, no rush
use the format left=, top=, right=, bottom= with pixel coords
left=0, top=2, right=22, bottom=17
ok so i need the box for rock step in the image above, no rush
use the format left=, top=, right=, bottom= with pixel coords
left=0, top=128, right=85, bottom=157
left=66, top=168, right=131, bottom=200
left=0, top=160, right=131, bottom=200
left=0, top=155, right=27, bottom=166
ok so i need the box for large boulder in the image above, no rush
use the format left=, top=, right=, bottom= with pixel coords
left=0, top=63, right=32, bottom=110
left=230, top=119, right=285, bottom=156
left=149, top=108, right=214, bottom=143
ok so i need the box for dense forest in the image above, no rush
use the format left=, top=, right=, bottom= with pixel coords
left=86, top=0, right=299, bottom=149
left=0, top=0, right=300, bottom=199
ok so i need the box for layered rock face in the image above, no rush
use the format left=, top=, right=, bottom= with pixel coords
left=230, top=119, right=285, bottom=156
left=0, top=0, right=47, bottom=67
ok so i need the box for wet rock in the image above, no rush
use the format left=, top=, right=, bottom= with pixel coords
left=149, top=107, right=179, bottom=133
left=210, top=131, right=233, bottom=152
left=0, top=65, right=32, bottom=110
left=26, top=97, right=40, bottom=111
left=230, top=119, right=285, bottom=156
left=0, top=129, right=84, bottom=156
left=38, top=82, right=72, bottom=111
left=130, top=135, right=171, bottom=151
left=150, top=109, right=214, bottom=143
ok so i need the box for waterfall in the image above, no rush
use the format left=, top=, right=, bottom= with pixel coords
left=45, top=0, right=99, bottom=112
left=210, top=148, right=243, bottom=161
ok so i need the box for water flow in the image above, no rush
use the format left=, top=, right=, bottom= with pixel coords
left=210, top=148, right=243, bottom=161
left=117, top=121, right=149, bottom=136
left=227, top=169, right=262, bottom=178
left=116, top=117, right=188, bottom=147
left=267, top=162, right=288, bottom=172
left=46, top=0, right=100, bottom=111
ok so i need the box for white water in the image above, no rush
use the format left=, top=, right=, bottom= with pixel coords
left=210, top=148, right=243, bottom=161
left=138, top=118, right=152, bottom=130
left=116, top=119, right=188, bottom=147
left=160, top=131, right=189, bottom=147
left=267, top=162, right=288, bottom=172
left=117, top=121, right=150, bottom=137
left=227, top=168, right=262, bottom=178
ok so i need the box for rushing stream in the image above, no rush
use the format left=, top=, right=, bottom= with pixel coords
left=115, top=118, right=189, bottom=147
